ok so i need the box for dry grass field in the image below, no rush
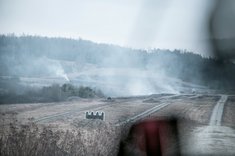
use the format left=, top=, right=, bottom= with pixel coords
left=0, top=94, right=234, bottom=155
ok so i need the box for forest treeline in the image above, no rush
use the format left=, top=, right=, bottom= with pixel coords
left=0, top=34, right=235, bottom=91
left=0, top=81, right=104, bottom=104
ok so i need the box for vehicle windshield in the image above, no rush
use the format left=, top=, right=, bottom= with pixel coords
left=0, top=0, right=235, bottom=155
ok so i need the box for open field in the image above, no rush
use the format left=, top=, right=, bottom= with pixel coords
left=0, top=94, right=235, bottom=155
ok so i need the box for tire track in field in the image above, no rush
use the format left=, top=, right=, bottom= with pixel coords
left=33, top=94, right=177, bottom=124
left=114, top=95, right=183, bottom=126
left=114, top=102, right=171, bottom=126
left=33, top=102, right=113, bottom=123
left=182, top=95, right=235, bottom=155
left=209, top=95, right=228, bottom=126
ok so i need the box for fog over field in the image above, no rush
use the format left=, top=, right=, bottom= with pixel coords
left=0, top=35, right=235, bottom=104
left=1, top=0, right=235, bottom=103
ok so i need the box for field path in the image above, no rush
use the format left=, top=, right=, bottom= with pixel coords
left=113, top=94, right=188, bottom=126
left=33, top=102, right=112, bottom=123
left=115, top=100, right=172, bottom=126
left=182, top=95, right=235, bottom=155
left=34, top=94, right=178, bottom=124
left=209, top=95, right=228, bottom=126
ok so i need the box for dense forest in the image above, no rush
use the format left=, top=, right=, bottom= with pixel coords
left=0, top=34, right=235, bottom=103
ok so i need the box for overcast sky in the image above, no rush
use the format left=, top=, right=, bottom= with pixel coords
left=0, top=0, right=215, bottom=56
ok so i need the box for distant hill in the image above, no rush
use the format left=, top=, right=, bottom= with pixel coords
left=0, top=35, right=235, bottom=91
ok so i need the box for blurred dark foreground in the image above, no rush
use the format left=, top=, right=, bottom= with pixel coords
left=118, top=117, right=181, bottom=156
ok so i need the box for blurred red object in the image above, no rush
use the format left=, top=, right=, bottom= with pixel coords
left=118, top=117, right=180, bottom=156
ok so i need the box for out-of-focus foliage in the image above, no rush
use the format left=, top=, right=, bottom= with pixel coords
left=0, top=119, right=120, bottom=155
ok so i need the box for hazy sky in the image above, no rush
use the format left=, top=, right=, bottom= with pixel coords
left=0, top=0, right=215, bottom=56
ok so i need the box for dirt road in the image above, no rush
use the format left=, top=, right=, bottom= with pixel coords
left=180, top=95, right=235, bottom=155
left=209, top=95, right=228, bottom=126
